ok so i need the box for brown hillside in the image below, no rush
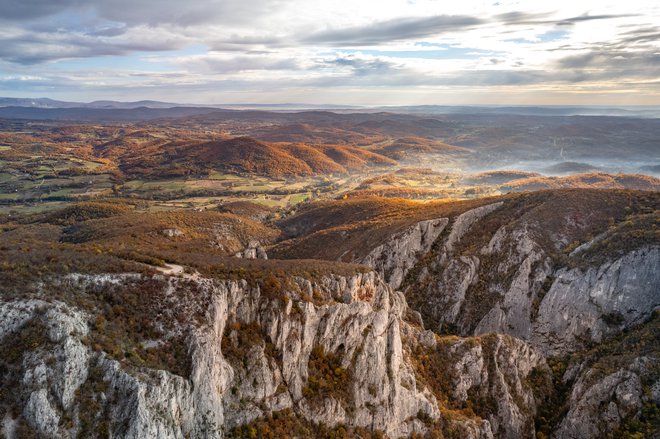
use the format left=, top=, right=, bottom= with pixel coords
left=271, top=196, right=497, bottom=261
left=250, top=123, right=377, bottom=145
left=315, top=144, right=397, bottom=170
left=367, top=137, right=470, bottom=161
left=502, top=172, right=660, bottom=192
left=185, top=138, right=396, bottom=177
left=188, top=137, right=314, bottom=177
left=271, top=189, right=660, bottom=263
left=217, top=201, right=275, bottom=222
left=460, top=170, right=541, bottom=186
left=277, top=143, right=348, bottom=174
left=61, top=210, right=280, bottom=259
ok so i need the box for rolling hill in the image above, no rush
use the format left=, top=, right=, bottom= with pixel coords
left=460, top=170, right=541, bottom=185
left=365, top=136, right=471, bottom=161
left=501, top=172, right=660, bottom=192
left=181, top=137, right=396, bottom=177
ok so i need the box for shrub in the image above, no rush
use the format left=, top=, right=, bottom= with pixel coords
left=303, top=345, right=352, bottom=406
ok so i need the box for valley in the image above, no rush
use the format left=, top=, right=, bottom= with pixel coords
left=1, top=110, right=658, bottom=217
left=2, top=0, right=660, bottom=435
left=0, top=107, right=658, bottom=439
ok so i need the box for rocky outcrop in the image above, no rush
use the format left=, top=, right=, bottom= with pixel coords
left=358, top=202, right=504, bottom=294
left=473, top=226, right=552, bottom=341
left=555, top=356, right=656, bottom=439
left=414, top=333, right=547, bottom=439
left=0, top=272, right=433, bottom=438
left=444, top=202, right=503, bottom=254
left=405, top=211, right=659, bottom=355
left=532, top=247, right=660, bottom=355
left=234, top=240, right=268, bottom=259
left=0, top=266, right=556, bottom=439
left=161, top=228, right=184, bottom=237
left=360, top=218, right=448, bottom=289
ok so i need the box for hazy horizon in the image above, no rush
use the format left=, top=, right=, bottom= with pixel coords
left=4, top=96, right=660, bottom=109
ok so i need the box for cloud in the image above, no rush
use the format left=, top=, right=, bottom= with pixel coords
left=171, top=53, right=303, bottom=74
left=94, top=0, right=286, bottom=27
left=0, top=0, right=85, bottom=21
left=617, top=27, right=660, bottom=45
left=321, top=53, right=402, bottom=74
left=303, top=15, right=484, bottom=46
left=495, top=11, right=555, bottom=25
left=1, top=0, right=659, bottom=104
left=0, top=0, right=285, bottom=27
left=0, top=26, right=188, bottom=64
left=496, top=11, right=638, bottom=26
left=558, top=49, right=660, bottom=74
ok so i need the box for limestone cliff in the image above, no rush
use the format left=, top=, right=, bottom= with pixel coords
left=360, top=218, right=448, bottom=289
left=0, top=269, right=547, bottom=438
left=355, top=204, right=659, bottom=356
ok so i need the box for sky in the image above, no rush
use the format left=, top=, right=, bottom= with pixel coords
left=0, top=0, right=659, bottom=106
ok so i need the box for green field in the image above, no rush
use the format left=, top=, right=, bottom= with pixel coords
left=0, top=151, right=384, bottom=216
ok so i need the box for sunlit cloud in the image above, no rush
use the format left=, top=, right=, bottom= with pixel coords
left=0, top=0, right=658, bottom=104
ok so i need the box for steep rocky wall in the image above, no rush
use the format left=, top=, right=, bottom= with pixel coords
left=532, top=247, right=660, bottom=355
left=407, top=330, right=548, bottom=439
left=360, top=218, right=448, bottom=289
left=0, top=268, right=547, bottom=439
left=555, top=357, right=655, bottom=439
left=395, top=204, right=659, bottom=355
left=357, top=202, right=503, bottom=295
left=353, top=199, right=659, bottom=439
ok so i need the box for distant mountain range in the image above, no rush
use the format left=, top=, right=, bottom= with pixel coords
left=1, top=97, right=659, bottom=118
left=0, top=97, right=356, bottom=111
left=0, top=97, right=184, bottom=109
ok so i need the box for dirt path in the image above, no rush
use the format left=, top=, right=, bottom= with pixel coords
left=154, top=263, right=201, bottom=281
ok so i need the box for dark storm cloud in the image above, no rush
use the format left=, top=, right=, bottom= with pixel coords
left=304, top=15, right=484, bottom=46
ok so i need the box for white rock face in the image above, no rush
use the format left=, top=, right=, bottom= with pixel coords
left=555, top=357, right=653, bottom=439
left=0, top=267, right=550, bottom=439
left=234, top=241, right=268, bottom=259
left=444, top=202, right=503, bottom=253
left=474, top=227, right=551, bottom=340
left=399, top=209, right=659, bottom=354
left=361, top=218, right=448, bottom=289
left=436, top=334, right=546, bottom=439
left=358, top=202, right=504, bottom=293
left=532, top=247, right=660, bottom=354
left=23, top=389, right=60, bottom=437
left=162, top=228, right=184, bottom=237
left=0, top=273, right=427, bottom=438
